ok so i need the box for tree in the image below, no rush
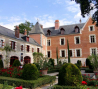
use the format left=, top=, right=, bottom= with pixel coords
left=3, top=44, right=12, bottom=68
left=15, top=21, right=34, bottom=35
left=67, top=39, right=71, bottom=63
left=72, top=0, right=98, bottom=26
left=56, top=47, right=59, bottom=65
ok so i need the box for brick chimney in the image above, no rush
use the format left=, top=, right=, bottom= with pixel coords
left=40, top=24, right=43, bottom=29
left=15, top=26, right=19, bottom=38
left=55, top=20, right=59, bottom=30
left=24, top=29, right=27, bottom=36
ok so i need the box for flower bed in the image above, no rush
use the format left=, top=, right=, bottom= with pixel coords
left=0, top=67, right=22, bottom=78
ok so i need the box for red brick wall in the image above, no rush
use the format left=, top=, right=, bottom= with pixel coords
left=47, top=17, right=98, bottom=59
left=29, top=34, right=41, bottom=45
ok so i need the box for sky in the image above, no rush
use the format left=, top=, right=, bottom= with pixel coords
left=0, top=0, right=92, bottom=30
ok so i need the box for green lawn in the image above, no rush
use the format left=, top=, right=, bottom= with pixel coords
left=0, top=84, right=13, bottom=89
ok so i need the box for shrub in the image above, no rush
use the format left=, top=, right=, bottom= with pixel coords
left=48, top=58, right=54, bottom=67
left=58, top=63, right=83, bottom=86
left=12, top=60, right=21, bottom=67
left=85, top=69, right=93, bottom=73
left=22, top=64, right=39, bottom=80
left=0, top=59, right=3, bottom=69
left=77, top=60, right=81, bottom=66
left=0, top=75, right=56, bottom=88
left=33, top=63, right=40, bottom=70
left=86, top=58, right=90, bottom=66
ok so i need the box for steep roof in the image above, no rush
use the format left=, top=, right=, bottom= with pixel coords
left=0, top=25, right=41, bottom=47
left=43, top=23, right=85, bottom=36
left=29, top=22, right=45, bottom=35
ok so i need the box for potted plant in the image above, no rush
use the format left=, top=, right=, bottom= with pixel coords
left=88, top=54, right=98, bottom=76
left=39, top=57, right=51, bottom=75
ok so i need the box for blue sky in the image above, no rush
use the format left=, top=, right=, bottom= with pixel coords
left=0, top=0, right=91, bottom=30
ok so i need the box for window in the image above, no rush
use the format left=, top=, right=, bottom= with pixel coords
left=90, top=35, right=95, bottom=43
left=60, top=28, right=65, bottom=35
left=0, top=40, right=3, bottom=47
left=89, top=26, right=94, bottom=31
left=75, top=36, right=80, bottom=44
left=60, top=50, right=66, bottom=57
left=76, top=49, right=81, bottom=57
left=47, top=40, right=51, bottom=46
left=37, top=48, right=39, bottom=53
left=11, top=41, right=15, bottom=50
left=32, top=48, right=34, bottom=53
left=47, top=51, right=51, bottom=57
left=26, top=37, right=29, bottom=42
left=27, top=45, right=30, bottom=52
left=91, top=48, right=96, bottom=55
left=47, top=30, right=51, bottom=36
left=21, top=45, right=23, bottom=51
left=60, top=38, right=65, bottom=45
left=69, top=50, right=73, bottom=57
left=75, top=26, right=79, bottom=33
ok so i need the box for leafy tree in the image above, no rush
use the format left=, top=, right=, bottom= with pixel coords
left=15, top=21, right=34, bottom=35
left=33, top=52, right=43, bottom=63
left=72, top=0, right=98, bottom=26
left=3, top=44, right=12, bottom=68
left=56, top=47, right=59, bottom=65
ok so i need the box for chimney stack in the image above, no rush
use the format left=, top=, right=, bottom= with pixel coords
left=24, top=29, right=27, bottom=36
left=15, top=26, right=19, bottom=38
left=55, top=20, right=59, bottom=30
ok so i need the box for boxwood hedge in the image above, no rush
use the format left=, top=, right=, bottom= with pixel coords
left=0, top=75, right=56, bottom=88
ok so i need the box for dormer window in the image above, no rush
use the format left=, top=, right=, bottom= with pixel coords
left=60, top=28, right=65, bottom=35
left=26, top=37, right=29, bottom=42
left=47, top=30, right=51, bottom=36
left=75, top=26, right=79, bottom=33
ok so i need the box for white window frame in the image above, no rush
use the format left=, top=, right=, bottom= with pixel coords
left=75, top=48, right=82, bottom=57
left=74, top=36, right=80, bottom=44
left=43, top=39, right=45, bottom=45
left=90, top=47, right=97, bottom=55
left=89, top=34, right=96, bottom=43
left=47, top=39, right=51, bottom=46
left=60, top=37, right=65, bottom=45
left=60, top=49, right=66, bottom=57
left=89, top=25, right=95, bottom=31
left=47, top=50, right=51, bottom=58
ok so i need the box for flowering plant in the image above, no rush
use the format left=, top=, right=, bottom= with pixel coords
left=0, top=67, right=22, bottom=78
left=15, top=86, right=22, bottom=89
left=82, top=81, right=87, bottom=85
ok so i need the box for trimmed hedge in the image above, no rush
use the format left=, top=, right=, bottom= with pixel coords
left=0, top=75, right=56, bottom=88
left=85, top=69, right=94, bottom=73
left=48, top=69, right=59, bottom=73
left=53, top=85, right=97, bottom=89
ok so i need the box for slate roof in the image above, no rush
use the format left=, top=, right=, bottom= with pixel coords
left=43, top=23, right=85, bottom=36
left=29, top=22, right=45, bottom=35
left=0, top=25, right=41, bottom=47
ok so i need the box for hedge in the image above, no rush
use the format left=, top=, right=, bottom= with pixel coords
left=85, top=69, right=94, bottom=73
left=52, top=85, right=98, bottom=89
left=0, top=75, right=56, bottom=88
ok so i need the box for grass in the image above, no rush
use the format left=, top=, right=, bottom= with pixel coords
left=0, top=83, right=13, bottom=89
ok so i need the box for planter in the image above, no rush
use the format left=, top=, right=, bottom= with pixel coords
left=94, top=71, right=98, bottom=78
left=40, top=69, right=48, bottom=75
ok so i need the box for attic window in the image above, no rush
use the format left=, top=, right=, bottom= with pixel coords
left=47, top=30, right=51, bottom=36
left=60, top=28, right=65, bottom=34
left=75, top=26, right=79, bottom=33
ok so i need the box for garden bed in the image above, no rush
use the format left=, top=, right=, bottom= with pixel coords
left=0, top=75, right=56, bottom=88
left=52, top=85, right=98, bottom=89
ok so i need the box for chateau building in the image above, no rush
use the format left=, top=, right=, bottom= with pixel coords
left=0, top=16, right=98, bottom=67
left=29, top=16, right=98, bottom=65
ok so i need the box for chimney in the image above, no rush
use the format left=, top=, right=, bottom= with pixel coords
left=55, top=20, right=59, bottom=30
left=24, top=29, right=27, bottom=36
left=15, top=26, right=19, bottom=38
left=40, top=24, right=43, bottom=29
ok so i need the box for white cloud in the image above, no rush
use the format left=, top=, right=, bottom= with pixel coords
left=34, top=14, right=73, bottom=28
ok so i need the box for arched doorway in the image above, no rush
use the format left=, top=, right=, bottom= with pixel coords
left=10, top=56, right=18, bottom=66
left=0, top=55, right=2, bottom=60
left=24, top=56, right=31, bottom=64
